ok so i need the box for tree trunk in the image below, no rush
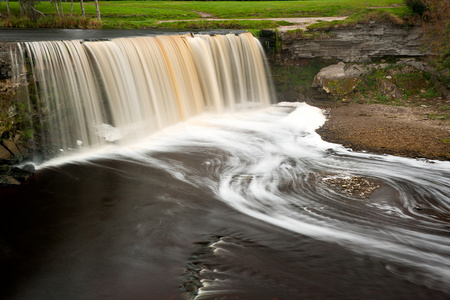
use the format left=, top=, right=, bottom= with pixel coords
left=6, top=0, right=11, bottom=17
left=27, top=3, right=45, bottom=19
left=19, top=0, right=25, bottom=17
left=94, top=0, right=101, bottom=21
left=59, top=0, right=64, bottom=17
left=27, top=3, right=37, bottom=20
left=53, top=0, right=60, bottom=17
left=59, top=0, right=67, bottom=17
left=70, top=0, right=73, bottom=17
left=80, top=0, right=85, bottom=17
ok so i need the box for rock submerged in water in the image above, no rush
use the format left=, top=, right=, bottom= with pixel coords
left=0, top=134, right=37, bottom=187
left=0, top=164, right=35, bottom=188
left=322, top=175, right=381, bottom=199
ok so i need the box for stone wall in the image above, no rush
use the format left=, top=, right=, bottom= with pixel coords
left=0, top=43, right=14, bottom=80
left=271, top=23, right=424, bottom=62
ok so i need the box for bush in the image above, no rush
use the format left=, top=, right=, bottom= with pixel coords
left=404, top=0, right=427, bottom=16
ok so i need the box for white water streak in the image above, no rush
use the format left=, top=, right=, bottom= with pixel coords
left=22, top=33, right=273, bottom=150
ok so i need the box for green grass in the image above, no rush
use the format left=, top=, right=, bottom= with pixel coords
left=91, top=1, right=405, bottom=19
left=424, top=113, right=449, bottom=121
left=153, top=20, right=284, bottom=30
left=307, top=8, right=407, bottom=30
left=0, top=0, right=407, bottom=30
left=438, top=105, right=450, bottom=111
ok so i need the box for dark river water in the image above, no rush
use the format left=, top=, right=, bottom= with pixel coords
left=0, top=28, right=247, bottom=42
left=1, top=104, right=449, bottom=299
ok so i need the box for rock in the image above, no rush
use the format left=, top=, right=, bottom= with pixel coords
left=387, top=65, right=416, bottom=76
left=2, top=139, right=22, bottom=158
left=0, top=139, right=23, bottom=164
left=0, top=144, right=14, bottom=162
left=279, top=23, right=424, bottom=62
left=22, top=163, right=35, bottom=173
left=395, top=59, right=425, bottom=71
left=0, top=175, right=20, bottom=187
left=312, top=62, right=370, bottom=99
left=376, top=78, right=404, bottom=99
left=408, top=61, right=425, bottom=71
left=0, top=164, right=35, bottom=188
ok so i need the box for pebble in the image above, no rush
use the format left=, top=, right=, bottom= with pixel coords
left=322, top=175, right=380, bottom=198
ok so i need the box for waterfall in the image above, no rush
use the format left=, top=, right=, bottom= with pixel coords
left=18, top=33, right=274, bottom=152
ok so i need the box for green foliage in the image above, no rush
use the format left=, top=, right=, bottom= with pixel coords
left=424, top=113, right=449, bottom=121
left=420, top=0, right=450, bottom=75
left=422, top=87, right=438, bottom=98
left=276, top=20, right=293, bottom=26
left=394, top=71, right=429, bottom=94
left=364, top=68, right=385, bottom=89
left=351, top=63, right=444, bottom=107
left=21, top=128, right=34, bottom=140
left=375, top=92, right=389, bottom=103
left=285, top=28, right=330, bottom=39
left=438, top=105, right=450, bottom=111
left=271, top=59, right=331, bottom=100
left=403, top=0, right=427, bottom=16
left=0, top=16, right=102, bottom=28
left=246, top=29, right=262, bottom=37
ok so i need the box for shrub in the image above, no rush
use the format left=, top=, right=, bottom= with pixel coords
left=404, top=0, right=427, bottom=16
left=421, top=0, right=450, bottom=71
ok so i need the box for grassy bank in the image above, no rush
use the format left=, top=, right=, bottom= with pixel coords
left=0, top=0, right=407, bottom=29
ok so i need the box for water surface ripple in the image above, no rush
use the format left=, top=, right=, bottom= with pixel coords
left=1, top=104, right=449, bottom=299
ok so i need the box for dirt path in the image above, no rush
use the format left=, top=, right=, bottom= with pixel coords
left=158, top=16, right=347, bottom=31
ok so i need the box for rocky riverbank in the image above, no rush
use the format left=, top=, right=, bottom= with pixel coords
left=308, top=59, right=449, bottom=161
left=269, top=55, right=449, bottom=161
left=316, top=101, right=450, bottom=161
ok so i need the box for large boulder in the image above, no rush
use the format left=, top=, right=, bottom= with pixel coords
left=312, top=62, right=370, bottom=99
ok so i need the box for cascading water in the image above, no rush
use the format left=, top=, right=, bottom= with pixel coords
left=19, top=33, right=273, bottom=151
left=1, top=32, right=449, bottom=300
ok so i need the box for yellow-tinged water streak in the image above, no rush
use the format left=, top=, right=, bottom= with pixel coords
left=22, top=33, right=274, bottom=149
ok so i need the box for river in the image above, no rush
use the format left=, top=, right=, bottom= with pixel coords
left=1, top=103, right=449, bottom=299
left=1, top=30, right=449, bottom=299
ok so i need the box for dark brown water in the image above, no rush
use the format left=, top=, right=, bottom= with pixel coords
left=0, top=29, right=247, bottom=42
left=1, top=105, right=449, bottom=299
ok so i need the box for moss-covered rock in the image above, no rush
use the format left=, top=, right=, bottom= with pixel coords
left=376, top=78, right=404, bottom=100
left=320, top=77, right=362, bottom=98
left=312, top=62, right=370, bottom=100
left=310, top=58, right=449, bottom=105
